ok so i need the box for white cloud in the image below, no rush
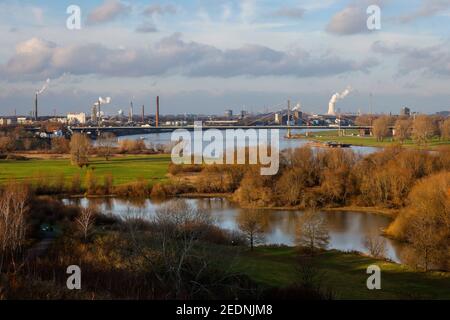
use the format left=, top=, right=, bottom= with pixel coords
left=1, top=34, right=377, bottom=80
left=87, top=0, right=131, bottom=25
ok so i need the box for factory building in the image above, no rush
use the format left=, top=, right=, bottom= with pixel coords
left=67, top=112, right=87, bottom=125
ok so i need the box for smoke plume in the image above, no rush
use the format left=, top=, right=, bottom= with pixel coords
left=36, top=78, right=50, bottom=95
left=328, top=86, right=352, bottom=115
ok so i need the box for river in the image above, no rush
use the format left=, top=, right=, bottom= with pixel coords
left=63, top=197, right=408, bottom=263
left=117, top=129, right=379, bottom=155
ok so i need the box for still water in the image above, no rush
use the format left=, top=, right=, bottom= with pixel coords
left=64, top=197, right=406, bottom=263
left=118, top=129, right=379, bottom=155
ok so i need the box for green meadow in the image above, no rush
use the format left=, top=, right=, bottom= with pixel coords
left=307, top=130, right=449, bottom=149
left=235, top=247, right=450, bottom=300
left=0, top=155, right=171, bottom=186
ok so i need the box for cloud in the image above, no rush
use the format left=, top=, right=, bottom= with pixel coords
left=372, top=40, right=450, bottom=76
left=399, top=0, right=450, bottom=23
left=326, top=6, right=368, bottom=35
left=326, top=0, right=386, bottom=35
left=136, top=22, right=158, bottom=33
left=1, top=34, right=377, bottom=80
left=87, top=0, right=131, bottom=25
left=143, top=4, right=177, bottom=16
left=273, top=7, right=305, bottom=19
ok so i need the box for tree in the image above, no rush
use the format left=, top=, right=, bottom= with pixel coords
left=394, top=119, right=412, bottom=143
left=0, top=182, right=30, bottom=272
left=387, top=172, right=450, bottom=271
left=237, top=210, right=266, bottom=251
left=76, top=207, right=96, bottom=242
left=51, top=137, right=70, bottom=154
left=296, top=210, right=330, bottom=255
left=97, top=132, right=117, bottom=161
left=372, top=116, right=391, bottom=142
left=152, top=200, right=212, bottom=298
left=85, top=169, right=97, bottom=195
left=70, top=133, right=90, bottom=167
left=412, top=115, right=436, bottom=146
left=364, top=234, right=386, bottom=259
left=440, top=118, right=450, bottom=141
left=0, top=136, right=14, bottom=155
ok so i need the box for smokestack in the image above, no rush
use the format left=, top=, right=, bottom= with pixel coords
left=156, top=96, right=160, bottom=128
left=129, top=101, right=134, bottom=122
left=34, top=93, right=38, bottom=121
left=142, top=105, right=145, bottom=123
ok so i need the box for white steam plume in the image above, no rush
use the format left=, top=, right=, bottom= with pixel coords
left=36, top=78, right=50, bottom=95
left=328, top=86, right=352, bottom=115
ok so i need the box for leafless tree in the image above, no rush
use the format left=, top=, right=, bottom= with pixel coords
left=440, top=118, right=450, bottom=141
left=0, top=183, right=30, bottom=272
left=394, top=119, right=412, bottom=143
left=413, top=115, right=437, bottom=146
left=138, top=200, right=213, bottom=298
left=296, top=210, right=330, bottom=255
left=364, top=233, right=387, bottom=259
left=97, top=132, right=117, bottom=161
left=373, top=116, right=392, bottom=142
left=237, top=210, right=266, bottom=251
left=70, top=133, right=91, bottom=167
left=76, top=207, right=96, bottom=242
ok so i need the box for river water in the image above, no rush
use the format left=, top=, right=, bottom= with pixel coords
left=118, top=129, right=379, bottom=155
left=64, top=197, right=407, bottom=263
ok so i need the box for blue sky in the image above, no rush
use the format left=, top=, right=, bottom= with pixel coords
left=0, top=0, right=449, bottom=116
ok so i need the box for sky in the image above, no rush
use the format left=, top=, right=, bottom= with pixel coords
left=0, top=0, right=449, bottom=116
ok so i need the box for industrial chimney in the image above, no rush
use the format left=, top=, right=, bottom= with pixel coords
left=156, top=96, right=160, bottom=128
left=34, top=93, right=38, bottom=121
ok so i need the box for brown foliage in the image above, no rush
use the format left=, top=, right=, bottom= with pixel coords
left=387, top=172, right=450, bottom=271
left=70, top=133, right=90, bottom=167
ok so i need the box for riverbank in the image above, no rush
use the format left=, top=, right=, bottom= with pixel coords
left=233, top=246, right=450, bottom=299
left=292, top=130, right=450, bottom=150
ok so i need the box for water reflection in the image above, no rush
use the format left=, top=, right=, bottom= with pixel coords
left=64, top=197, right=409, bottom=263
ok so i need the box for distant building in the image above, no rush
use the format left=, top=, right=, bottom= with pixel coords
left=225, top=110, right=233, bottom=119
left=400, top=107, right=411, bottom=116
left=436, top=110, right=450, bottom=117
left=274, top=113, right=282, bottom=124
left=17, top=117, right=29, bottom=124
left=0, top=118, right=13, bottom=126
left=67, top=112, right=87, bottom=125
left=50, top=117, right=67, bottom=124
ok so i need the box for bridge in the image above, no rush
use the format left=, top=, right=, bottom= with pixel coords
left=69, top=125, right=374, bottom=137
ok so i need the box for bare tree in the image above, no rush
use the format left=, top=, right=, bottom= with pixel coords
left=0, top=183, right=30, bottom=272
left=237, top=210, right=266, bottom=251
left=70, top=133, right=91, bottom=167
left=0, top=136, right=14, bottom=155
left=296, top=210, right=330, bottom=255
left=364, top=233, right=387, bottom=259
left=406, top=215, right=440, bottom=272
left=394, top=119, right=412, bottom=143
left=440, top=118, right=450, bottom=141
left=152, top=200, right=213, bottom=298
left=372, top=116, right=391, bottom=142
left=413, top=115, right=437, bottom=146
left=76, top=207, right=96, bottom=242
left=97, top=132, right=117, bottom=161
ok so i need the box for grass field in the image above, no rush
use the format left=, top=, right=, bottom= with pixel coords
left=0, top=154, right=171, bottom=186
left=307, top=130, right=450, bottom=149
left=234, top=247, right=450, bottom=300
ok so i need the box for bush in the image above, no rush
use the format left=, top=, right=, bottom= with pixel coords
left=114, top=179, right=151, bottom=197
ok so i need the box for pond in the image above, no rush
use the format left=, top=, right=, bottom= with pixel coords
left=63, top=197, right=407, bottom=263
